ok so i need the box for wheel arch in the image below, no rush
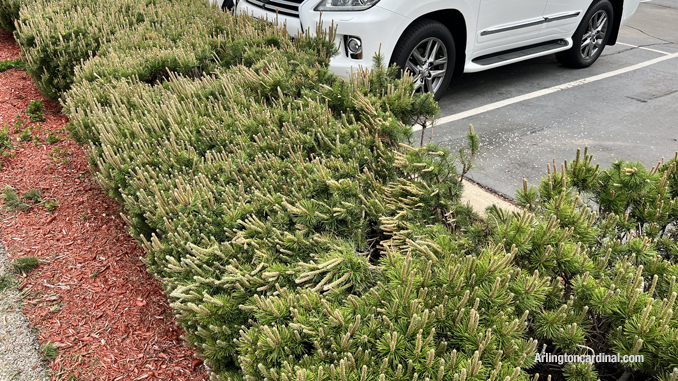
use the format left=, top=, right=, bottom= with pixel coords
left=607, top=0, right=623, bottom=45
left=396, top=9, right=468, bottom=77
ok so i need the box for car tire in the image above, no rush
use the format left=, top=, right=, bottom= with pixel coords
left=556, top=0, right=614, bottom=68
left=390, top=19, right=455, bottom=101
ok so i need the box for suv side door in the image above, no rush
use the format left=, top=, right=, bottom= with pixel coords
left=540, top=0, right=591, bottom=39
left=475, top=0, right=549, bottom=53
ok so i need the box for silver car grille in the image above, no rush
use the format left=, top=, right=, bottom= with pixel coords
left=246, top=0, right=304, bottom=18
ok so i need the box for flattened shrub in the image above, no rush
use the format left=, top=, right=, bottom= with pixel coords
left=65, top=47, right=487, bottom=379
left=14, top=0, right=149, bottom=99
left=72, top=6, right=294, bottom=88
left=14, top=0, right=333, bottom=102
left=72, top=0, right=229, bottom=86
left=66, top=15, right=333, bottom=145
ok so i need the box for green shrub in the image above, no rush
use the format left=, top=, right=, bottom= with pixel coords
left=70, top=0, right=229, bottom=87
left=71, top=2, right=285, bottom=85
left=0, top=0, right=26, bottom=31
left=65, top=9, right=333, bottom=145
left=507, top=149, right=678, bottom=379
left=63, top=28, right=494, bottom=376
left=13, top=0, right=150, bottom=99
left=14, top=0, right=321, bottom=102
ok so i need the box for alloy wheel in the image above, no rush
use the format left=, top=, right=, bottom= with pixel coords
left=580, top=10, right=608, bottom=60
left=405, top=37, right=448, bottom=95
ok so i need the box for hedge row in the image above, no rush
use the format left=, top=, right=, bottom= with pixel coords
left=66, top=61, right=507, bottom=380
left=70, top=1, right=304, bottom=89
left=12, top=0, right=145, bottom=99
left=66, top=22, right=335, bottom=146
left=5, top=0, right=678, bottom=379
left=12, top=0, right=312, bottom=100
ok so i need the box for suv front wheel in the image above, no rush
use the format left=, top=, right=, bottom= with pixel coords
left=390, top=19, right=455, bottom=101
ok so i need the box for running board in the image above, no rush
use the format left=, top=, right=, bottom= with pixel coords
left=472, top=39, right=569, bottom=66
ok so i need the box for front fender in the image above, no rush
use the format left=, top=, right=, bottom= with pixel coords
left=379, top=0, right=479, bottom=55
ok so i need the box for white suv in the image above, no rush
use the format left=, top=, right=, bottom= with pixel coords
left=232, top=0, right=641, bottom=100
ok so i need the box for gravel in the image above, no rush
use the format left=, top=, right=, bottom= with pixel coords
left=0, top=243, right=49, bottom=381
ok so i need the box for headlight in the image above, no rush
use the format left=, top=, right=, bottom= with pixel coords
left=314, top=0, right=380, bottom=11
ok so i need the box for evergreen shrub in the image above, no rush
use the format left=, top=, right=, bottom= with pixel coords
left=14, top=0, right=331, bottom=102
left=0, top=0, right=26, bottom=30
left=71, top=5, right=292, bottom=87
left=510, top=149, right=678, bottom=380
left=66, top=50, right=481, bottom=380
left=65, top=14, right=334, bottom=145
left=14, top=0, right=152, bottom=99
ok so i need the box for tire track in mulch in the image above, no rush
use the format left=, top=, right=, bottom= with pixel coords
left=0, top=30, right=209, bottom=381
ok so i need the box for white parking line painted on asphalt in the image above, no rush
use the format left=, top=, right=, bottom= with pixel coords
left=617, top=42, right=672, bottom=55
left=414, top=50, right=678, bottom=132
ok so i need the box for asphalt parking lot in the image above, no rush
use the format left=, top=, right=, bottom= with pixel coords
left=422, top=0, right=678, bottom=199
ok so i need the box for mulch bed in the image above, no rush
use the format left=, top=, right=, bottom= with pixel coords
left=0, top=29, right=20, bottom=61
left=0, top=30, right=208, bottom=381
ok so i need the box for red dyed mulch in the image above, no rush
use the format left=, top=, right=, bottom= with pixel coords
left=0, top=30, right=209, bottom=381
left=0, top=29, right=20, bottom=61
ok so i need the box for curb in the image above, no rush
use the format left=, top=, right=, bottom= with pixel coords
left=461, top=178, right=519, bottom=216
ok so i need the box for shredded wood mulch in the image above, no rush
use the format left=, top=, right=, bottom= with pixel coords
left=0, top=29, right=20, bottom=61
left=0, top=30, right=209, bottom=381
